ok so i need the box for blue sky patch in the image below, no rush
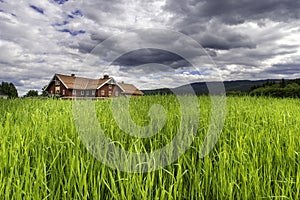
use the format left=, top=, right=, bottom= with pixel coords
left=53, top=0, right=68, bottom=4
left=72, top=9, right=83, bottom=17
left=67, top=10, right=83, bottom=19
left=59, top=29, right=85, bottom=36
left=53, top=20, right=69, bottom=26
left=30, top=5, right=44, bottom=14
left=189, top=70, right=202, bottom=75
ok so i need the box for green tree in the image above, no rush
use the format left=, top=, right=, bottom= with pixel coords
left=280, top=78, right=286, bottom=88
left=25, top=90, right=39, bottom=97
left=0, top=81, right=18, bottom=98
left=9, top=83, right=18, bottom=98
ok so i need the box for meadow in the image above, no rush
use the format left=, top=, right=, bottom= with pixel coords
left=0, top=96, right=300, bottom=199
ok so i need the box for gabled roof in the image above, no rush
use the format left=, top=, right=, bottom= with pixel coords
left=56, top=74, right=108, bottom=90
left=96, top=77, right=117, bottom=90
left=118, top=83, right=144, bottom=95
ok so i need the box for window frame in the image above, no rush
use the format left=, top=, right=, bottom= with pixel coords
left=55, top=86, right=60, bottom=94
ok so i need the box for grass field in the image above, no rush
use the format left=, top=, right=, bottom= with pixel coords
left=1, top=96, right=300, bottom=199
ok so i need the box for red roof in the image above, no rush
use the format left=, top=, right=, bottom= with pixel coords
left=48, top=74, right=143, bottom=95
left=56, top=74, right=107, bottom=89
left=118, top=83, right=144, bottom=95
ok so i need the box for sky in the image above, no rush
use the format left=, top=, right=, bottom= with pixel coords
left=0, top=0, right=300, bottom=96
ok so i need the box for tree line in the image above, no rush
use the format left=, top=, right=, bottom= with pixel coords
left=2, top=79, right=300, bottom=99
left=0, top=81, right=42, bottom=98
left=248, top=78, right=300, bottom=98
left=0, top=82, right=18, bottom=98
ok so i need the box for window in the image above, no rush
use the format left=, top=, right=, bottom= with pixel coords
left=92, top=90, right=95, bottom=96
left=108, top=91, right=112, bottom=96
left=86, top=90, right=89, bottom=95
left=109, top=84, right=112, bottom=89
left=55, top=86, right=60, bottom=94
left=72, top=90, right=76, bottom=95
left=81, top=90, right=84, bottom=96
left=101, top=90, right=105, bottom=96
left=115, top=91, right=119, bottom=96
left=62, top=90, right=65, bottom=95
left=55, top=80, right=60, bottom=86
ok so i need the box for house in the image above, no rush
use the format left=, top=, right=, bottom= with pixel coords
left=0, top=91, right=8, bottom=99
left=44, top=73, right=144, bottom=98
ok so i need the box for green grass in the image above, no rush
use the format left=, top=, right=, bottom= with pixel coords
left=0, top=96, right=300, bottom=199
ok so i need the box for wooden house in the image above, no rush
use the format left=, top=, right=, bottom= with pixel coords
left=44, top=74, right=143, bottom=98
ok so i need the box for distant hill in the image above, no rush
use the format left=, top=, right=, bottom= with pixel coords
left=142, top=79, right=282, bottom=95
left=249, top=78, right=300, bottom=98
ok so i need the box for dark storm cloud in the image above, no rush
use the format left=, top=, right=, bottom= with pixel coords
left=245, top=49, right=298, bottom=60
left=165, top=0, right=300, bottom=25
left=164, top=0, right=300, bottom=51
left=199, top=31, right=256, bottom=50
left=1, top=0, right=300, bottom=95
left=112, top=48, right=191, bottom=68
left=265, top=63, right=300, bottom=75
left=70, top=0, right=299, bottom=71
left=77, top=28, right=212, bottom=69
left=176, top=21, right=257, bottom=50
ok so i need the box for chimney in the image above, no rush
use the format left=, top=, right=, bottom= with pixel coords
left=103, top=74, right=109, bottom=79
left=71, top=74, right=75, bottom=77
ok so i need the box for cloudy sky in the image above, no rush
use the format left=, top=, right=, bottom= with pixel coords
left=1, top=0, right=300, bottom=95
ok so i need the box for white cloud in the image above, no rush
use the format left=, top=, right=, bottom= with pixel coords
left=0, top=0, right=299, bottom=96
